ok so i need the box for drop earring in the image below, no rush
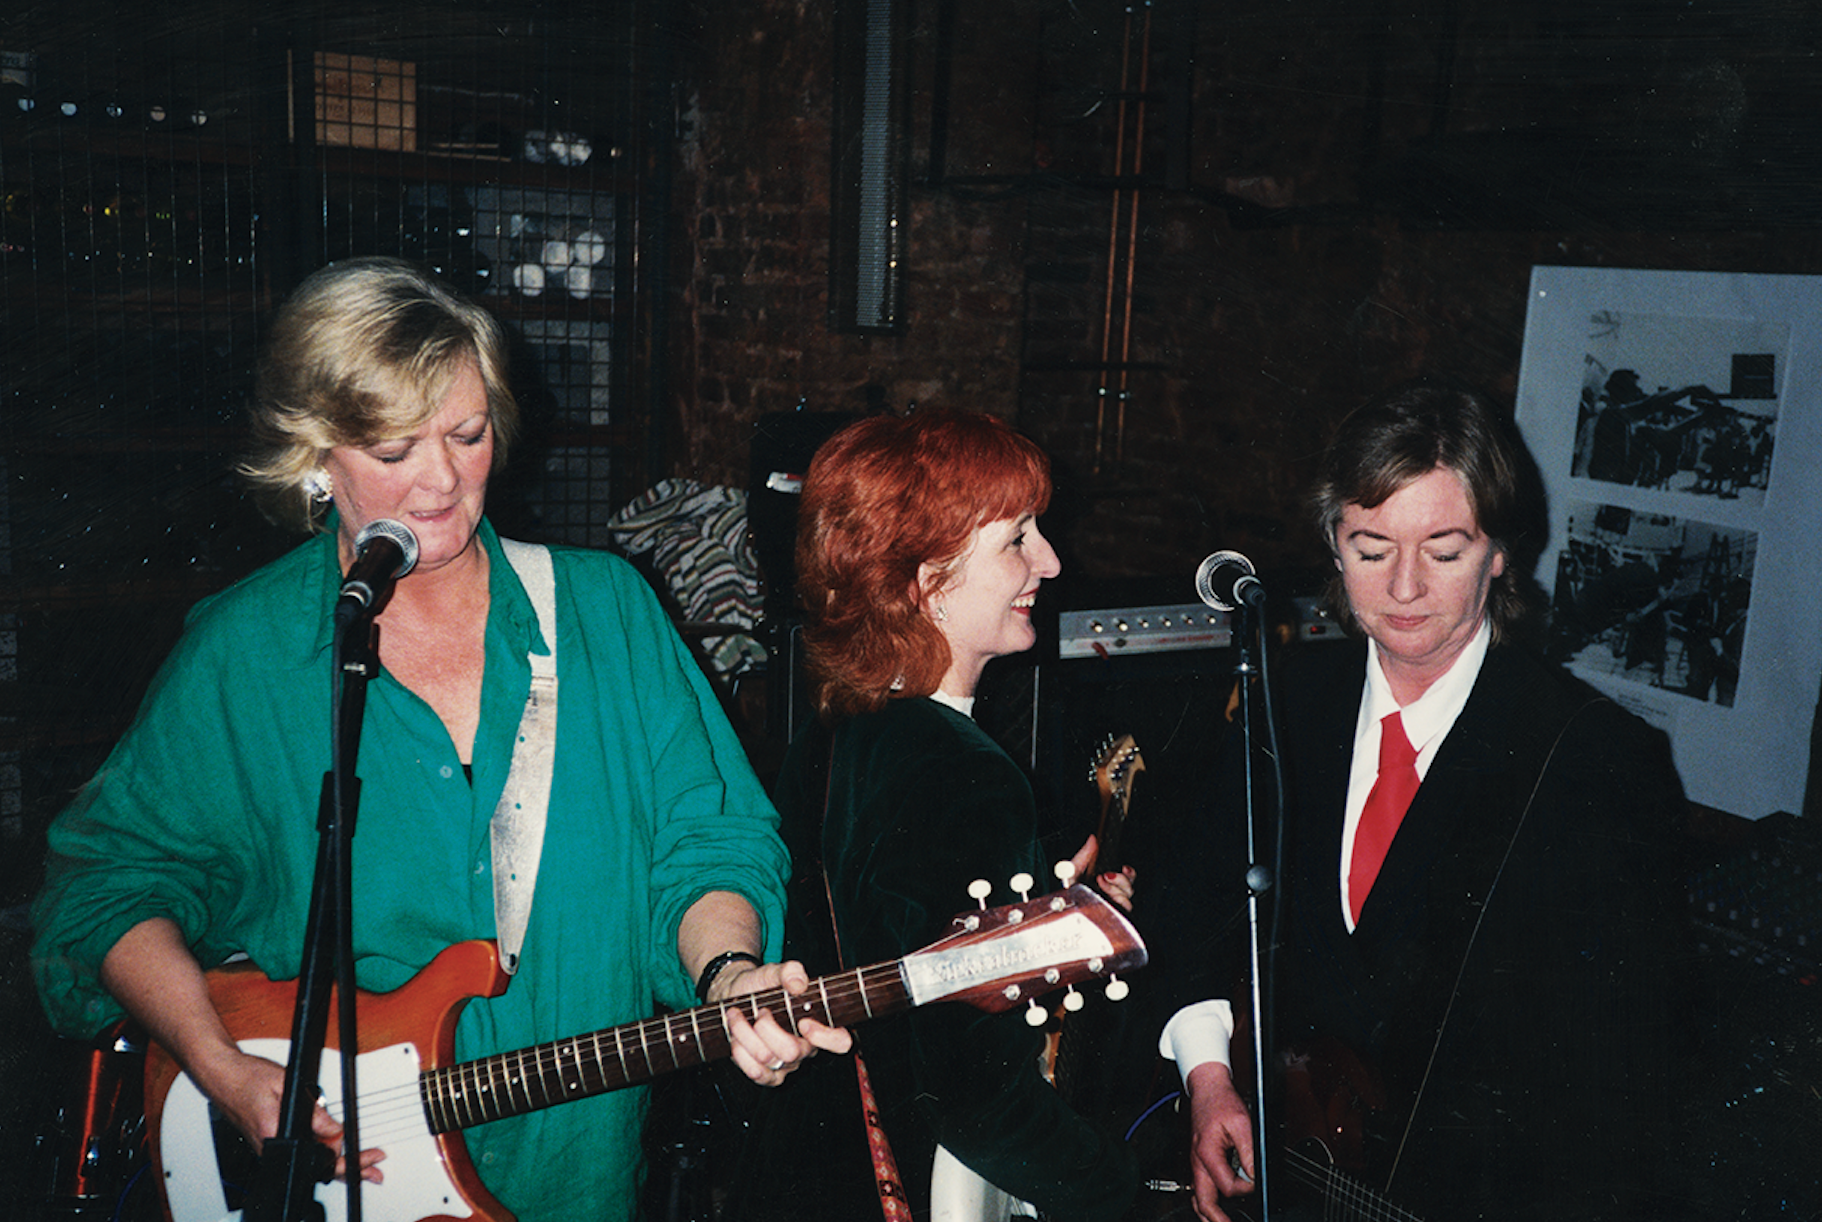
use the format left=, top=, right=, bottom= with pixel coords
left=304, top=467, right=334, bottom=504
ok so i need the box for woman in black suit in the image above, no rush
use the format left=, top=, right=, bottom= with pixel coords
left=1165, top=381, right=1692, bottom=1222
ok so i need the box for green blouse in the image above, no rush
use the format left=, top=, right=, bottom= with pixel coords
left=32, top=520, right=788, bottom=1222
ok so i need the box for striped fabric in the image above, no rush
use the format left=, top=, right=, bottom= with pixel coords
left=605, top=479, right=767, bottom=675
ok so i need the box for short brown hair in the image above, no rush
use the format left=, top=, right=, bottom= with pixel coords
left=241, top=257, right=519, bottom=533
left=795, top=410, right=1052, bottom=719
left=1312, top=379, right=1543, bottom=640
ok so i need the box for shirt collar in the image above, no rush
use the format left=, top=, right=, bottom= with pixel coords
left=303, top=517, right=536, bottom=660
left=1363, top=616, right=1491, bottom=754
left=929, top=690, right=976, bottom=719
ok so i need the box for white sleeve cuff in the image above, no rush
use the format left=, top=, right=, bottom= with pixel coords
left=1158, top=998, right=1235, bottom=1087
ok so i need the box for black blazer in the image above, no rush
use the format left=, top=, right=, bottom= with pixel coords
left=1149, top=640, right=1694, bottom=1222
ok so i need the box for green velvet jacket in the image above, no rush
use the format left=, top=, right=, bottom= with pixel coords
left=736, top=696, right=1137, bottom=1221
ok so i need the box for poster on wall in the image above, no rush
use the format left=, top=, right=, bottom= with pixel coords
left=1515, top=266, right=1822, bottom=820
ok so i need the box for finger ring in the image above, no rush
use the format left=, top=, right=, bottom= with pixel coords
left=767, top=1058, right=784, bottom=1071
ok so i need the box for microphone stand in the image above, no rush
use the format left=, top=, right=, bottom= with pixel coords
left=245, top=598, right=376, bottom=1222
left=1229, top=592, right=1282, bottom=1222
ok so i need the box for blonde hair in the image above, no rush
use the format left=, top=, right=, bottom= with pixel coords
left=241, top=257, right=519, bottom=533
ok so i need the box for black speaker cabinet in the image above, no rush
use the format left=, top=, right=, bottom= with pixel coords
left=976, top=638, right=1242, bottom=1133
left=750, top=411, right=858, bottom=748
left=999, top=648, right=1237, bottom=875
left=748, top=410, right=859, bottom=619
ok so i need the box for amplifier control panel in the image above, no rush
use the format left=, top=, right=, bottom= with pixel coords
left=1057, top=603, right=1231, bottom=659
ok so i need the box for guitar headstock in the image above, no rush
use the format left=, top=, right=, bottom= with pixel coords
left=901, top=884, right=1147, bottom=1014
left=1092, top=733, right=1145, bottom=808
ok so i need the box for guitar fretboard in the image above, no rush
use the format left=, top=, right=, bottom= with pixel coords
left=420, top=961, right=911, bottom=1133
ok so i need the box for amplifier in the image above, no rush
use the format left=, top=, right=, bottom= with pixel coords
left=1056, top=602, right=1231, bottom=660
left=1288, top=595, right=1347, bottom=643
left=1687, top=812, right=1822, bottom=977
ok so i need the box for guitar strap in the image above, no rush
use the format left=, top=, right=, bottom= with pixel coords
left=1384, top=696, right=1609, bottom=1189
left=816, top=727, right=915, bottom=1222
left=490, top=538, right=558, bottom=976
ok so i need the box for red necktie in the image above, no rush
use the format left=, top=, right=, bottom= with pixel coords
left=1349, top=711, right=1421, bottom=924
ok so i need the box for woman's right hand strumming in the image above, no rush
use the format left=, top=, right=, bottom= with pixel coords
left=100, top=916, right=386, bottom=1183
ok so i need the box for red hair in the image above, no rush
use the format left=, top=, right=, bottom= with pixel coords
left=795, top=409, right=1052, bottom=719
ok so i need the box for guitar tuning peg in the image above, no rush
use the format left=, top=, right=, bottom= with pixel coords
left=1104, top=975, right=1130, bottom=1003
left=1053, top=859, right=1077, bottom=887
left=1062, top=985, right=1084, bottom=1013
left=968, top=879, right=992, bottom=909
left=1009, top=871, right=1034, bottom=901
left=1025, top=999, right=1048, bottom=1027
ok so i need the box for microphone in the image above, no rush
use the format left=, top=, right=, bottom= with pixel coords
left=338, top=519, right=419, bottom=614
left=1195, top=549, right=1265, bottom=612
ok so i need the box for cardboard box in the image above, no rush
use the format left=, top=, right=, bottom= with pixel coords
left=315, top=52, right=415, bottom=151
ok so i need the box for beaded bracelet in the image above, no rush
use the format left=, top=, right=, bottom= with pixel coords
left=695, top=949, right=763, bottom=1002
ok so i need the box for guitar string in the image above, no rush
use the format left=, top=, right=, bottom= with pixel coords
left=1275, top=1145, right=1423, bottom=1222
left=406, top=909, right=1119, bottom=1127
left=256, top=897, right=1115, bottom=1149
left=312, top=965, right=907, bottom=1146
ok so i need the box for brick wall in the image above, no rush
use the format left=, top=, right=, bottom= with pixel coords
left=670, top=0, right=1822, bottom=595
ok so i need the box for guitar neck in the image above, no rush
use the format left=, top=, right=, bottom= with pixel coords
left=1098, top=808, right=1126, bottom=874
left=420, top=960, right=910, bottom=1133
left=1089, top=735, right=1141, bottom=874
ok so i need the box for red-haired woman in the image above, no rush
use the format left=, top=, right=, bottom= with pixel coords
left=735, top=409, right=1139, bottom=1221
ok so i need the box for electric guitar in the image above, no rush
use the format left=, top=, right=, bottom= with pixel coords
left=1085, top=733, right=1143, bottom=881
left=146, top=883, right=1146, bottom=1222
left=931, top=736, right=1149, bottom=1222
left=1135, top=1036, right=1428, bottom=1222
left=1044, top=734, right=1145, bottom=1090
left=1258, top=1036, right=1426, bottom=1222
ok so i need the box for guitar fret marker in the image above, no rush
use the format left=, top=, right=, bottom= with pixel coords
left=481, top=1060, right=501, bottom=1121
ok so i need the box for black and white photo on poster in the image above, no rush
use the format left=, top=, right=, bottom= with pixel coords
left=1548, top=501, right=1755, bottom=708
left=1516, top=266, right=1822, bottom=821
left=1572, top=310, right=1782, bottom=506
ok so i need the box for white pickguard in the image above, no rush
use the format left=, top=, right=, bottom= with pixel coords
left=929, top=1144, right=1036, bottom=1222
left=160, top=1038, right=474, bottom=1222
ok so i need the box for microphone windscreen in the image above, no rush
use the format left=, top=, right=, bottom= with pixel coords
left=1194, top=549, right=1255, bottom=612
left=356, top=518, right=420, bottom=579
